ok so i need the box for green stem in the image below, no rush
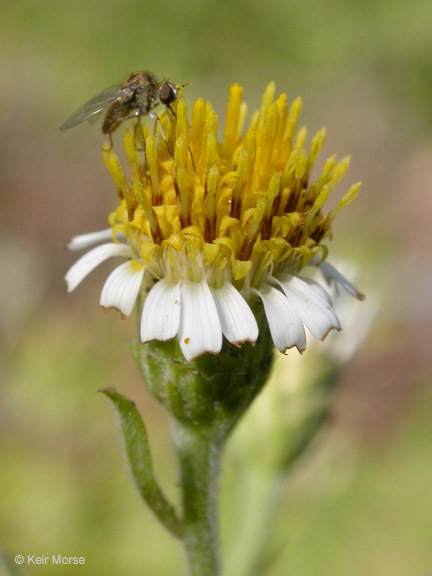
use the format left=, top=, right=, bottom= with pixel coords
left=172, top=421, right=222, bottom=576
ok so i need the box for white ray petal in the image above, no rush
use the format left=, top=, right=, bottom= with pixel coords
left=141, top=279, right=181, bottom=342
left=211, top=282, right=258, bottom=345
left=178, top=280, right=222, bottom=361
left=65, top=243, right=133, bottom=292
left=100, top=261, right=144, bottom=317
left=301, top=277, right=333, bottom=305
left=66, top=229, right=113, bottom=251
left=258, top=285, right=306, bottom=352
left=318, top=261, right=364, bottom=300
left=276, top=275, right=341, bottom=339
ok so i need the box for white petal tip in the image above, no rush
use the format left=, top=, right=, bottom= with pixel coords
left=236, top=337, right=258, bottom=347
left=179, top=334, right=223, bottom=361
left=66, top=229, right=113, bottom=251
left=140, top=335, right=173, bottom=345
left=319, top=325, right=341, bottom=341
left=101, top=305, right=127, bottom=319
left=181, top=347, right=221, bottom=362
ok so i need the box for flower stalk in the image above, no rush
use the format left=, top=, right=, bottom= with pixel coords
left=172, top=421, right=222, bottom=576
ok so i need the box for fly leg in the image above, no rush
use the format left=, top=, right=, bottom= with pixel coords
left=136, top=113, right=149, bottom=184
left=102, top=132, right=114, bottom=151
left=148, top=112, right=173, bottom=159
left=113, top=111, right=149, bottom=181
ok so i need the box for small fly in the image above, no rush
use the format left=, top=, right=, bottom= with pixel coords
left=60, top=71, right=181, bottom=150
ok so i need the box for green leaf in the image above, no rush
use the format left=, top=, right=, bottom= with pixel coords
left=101, top=388, right=184, bottom=539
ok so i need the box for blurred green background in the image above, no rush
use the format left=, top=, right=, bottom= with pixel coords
left=1, top=0, right=431, bottom=574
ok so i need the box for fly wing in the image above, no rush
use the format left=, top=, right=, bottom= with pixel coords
left=60, top=85, right=124, bottom=130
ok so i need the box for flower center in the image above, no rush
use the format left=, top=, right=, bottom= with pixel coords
left=103, top=82, right=360, bottom=292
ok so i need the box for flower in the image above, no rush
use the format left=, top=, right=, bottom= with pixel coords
left=65, top=82, right=363, bottom=361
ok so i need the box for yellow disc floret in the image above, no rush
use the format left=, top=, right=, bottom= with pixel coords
left=103, top=82, right=361, bottom=296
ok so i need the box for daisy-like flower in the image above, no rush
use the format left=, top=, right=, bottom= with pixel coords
left=65, top=82, right=363, bottom=361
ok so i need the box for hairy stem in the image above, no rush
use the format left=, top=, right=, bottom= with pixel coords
left=172, top=421, right=222, bottom=576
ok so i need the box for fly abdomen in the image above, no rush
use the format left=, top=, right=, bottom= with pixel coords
left=102, top=100, right=133, bottom=134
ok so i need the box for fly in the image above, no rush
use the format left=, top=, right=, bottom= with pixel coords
left=60, top=71, right=181, bottom=150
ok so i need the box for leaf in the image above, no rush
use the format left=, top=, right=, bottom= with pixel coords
left=101, top=388, right=184, bottom=539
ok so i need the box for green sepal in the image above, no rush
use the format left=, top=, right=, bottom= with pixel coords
left=101, top=387, right=184, bottom=539
left=131, top=305, right=275, bottom=441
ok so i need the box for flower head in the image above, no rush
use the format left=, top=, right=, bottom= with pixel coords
left=66, top=82, right=362, bottom=360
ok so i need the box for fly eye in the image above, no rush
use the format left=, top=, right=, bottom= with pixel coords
left=159, top=82, right=178, bottom=105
